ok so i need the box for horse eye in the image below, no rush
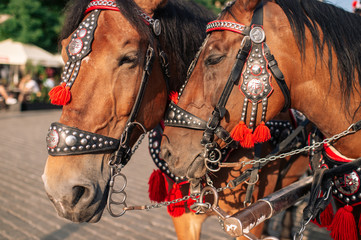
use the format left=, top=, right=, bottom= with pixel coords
left=205, top=55, right=225, bottom=66
left=118, top=55, right=137, bottom=67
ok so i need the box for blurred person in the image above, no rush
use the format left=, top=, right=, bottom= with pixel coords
left=18, top=74, right=40, bottom=102
left=0, top=84, right=17, bottom=105
left=353, top=1, right=361, bottom=15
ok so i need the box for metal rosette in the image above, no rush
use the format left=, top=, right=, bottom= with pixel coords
left=148, top=124, right=186, bottom=183
left=323, top=156, right=361, bottom=206
left=239, top=42, right=272, bottom=103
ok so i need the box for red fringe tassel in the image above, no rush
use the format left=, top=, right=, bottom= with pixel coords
left=329, top=205, right=358, bottom=240
left=49, top=82, right=71, bottom=105
left=166, top=183, right=185, bottom=217
left=148, top=169, right=168, bottom=203
left=169, top=91, right=179, bottom=104
left=231, top=121, right=271, bottom=148
left=253, top=121, right=271, bottom=143
left=230, top=121, right=248, bottom=142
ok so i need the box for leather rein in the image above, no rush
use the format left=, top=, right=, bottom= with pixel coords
left=46, top=0, right=170, bottom=216
left=164, top=3, right=291, bottom=172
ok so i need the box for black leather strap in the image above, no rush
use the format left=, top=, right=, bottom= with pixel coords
left=251, top=1, right=264, bottom=26
left=264, top=44, right=291, bottom=112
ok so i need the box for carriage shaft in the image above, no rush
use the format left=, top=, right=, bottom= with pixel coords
left=222, top=176, right=312, bottom=237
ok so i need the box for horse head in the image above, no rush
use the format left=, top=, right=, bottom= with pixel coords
left=160, top=0, right=291, bottom=180
left=42, top=0, right=212, bottom=223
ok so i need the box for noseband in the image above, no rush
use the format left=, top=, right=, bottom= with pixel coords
left=164, top=3, right=291, bottom=171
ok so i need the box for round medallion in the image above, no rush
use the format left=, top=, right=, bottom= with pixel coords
left=65, top=135, right=77, bottom=147
left=47, top=130, right=59, bottom=149
left=78, top=28, right=87, bottom=38
left=250, top=27, right=265, bottom=44
left=334, top=170, right=360, bottom=196
left=251, top=64, right=262, bottom=75
left=246, top=79, right=264, bottom=96
left=68, top=38, right=83, bottom=55
left=152, top=19, right=161, bottom=36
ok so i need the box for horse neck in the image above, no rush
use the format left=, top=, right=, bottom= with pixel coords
left=284, top=38, right=361, bottom=158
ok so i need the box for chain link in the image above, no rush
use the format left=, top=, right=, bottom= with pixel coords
left=242, top=125, right=356, bottom=166
left=124, top=123, right=357, bottom=214
left=131, top=132, right=146, bottom=155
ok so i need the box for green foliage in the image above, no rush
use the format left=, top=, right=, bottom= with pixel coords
left=193, top=0, right=224, bottom=13
left=0, top=0, right=64, bottom=53
left=0, top=0, right=220, bottom=53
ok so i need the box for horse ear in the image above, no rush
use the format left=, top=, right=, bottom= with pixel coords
left=134, top=0, right=168, bottom=15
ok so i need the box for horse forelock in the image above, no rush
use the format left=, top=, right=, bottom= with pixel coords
left=275, top=0, right=361, bottom=111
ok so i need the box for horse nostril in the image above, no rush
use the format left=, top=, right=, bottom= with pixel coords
left=72, top=186, right=86, bottom=206
left=160, top=147, right=171, bottom=161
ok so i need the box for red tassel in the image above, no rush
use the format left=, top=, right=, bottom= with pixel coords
left=330, top=205, right=358, bottom=240
left=319, top=202, right=334, bottom=227
left=148, top=169, right=168, bottom=203
left=166, top=183, right=185, bottom=217
left=49, top=82, right=71, bottom=105
left=169, top=91, right=179, bottom=104
left=240, top=127, right=254, bottom=148
left=230, top=121, right=248, bottom=142
left=253, top=121, right=271, bottom=143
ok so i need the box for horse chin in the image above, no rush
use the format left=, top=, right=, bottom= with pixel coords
left=186, top=155, right=207, bottom=179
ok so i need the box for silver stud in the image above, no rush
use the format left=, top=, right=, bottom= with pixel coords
left=80, top=138, right=87, bottom=145
left=65, top=135, right=77, bottom=146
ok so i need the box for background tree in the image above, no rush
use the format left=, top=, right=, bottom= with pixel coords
left=0, top=0, right=221, bottom=53
left=0, top=0, right=66, bottom=53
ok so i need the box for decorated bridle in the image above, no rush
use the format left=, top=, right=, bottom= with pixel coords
left=46, top=0, right=170, bottom=216
left=164, top=2, right=291, bottom=172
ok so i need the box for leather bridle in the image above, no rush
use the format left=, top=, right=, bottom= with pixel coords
left=46, top=2, right=170, bottom=179
left=164, top=2, right=291, bottom=171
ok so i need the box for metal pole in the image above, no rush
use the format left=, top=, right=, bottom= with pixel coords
left=222, top=176, right=313, bottom=237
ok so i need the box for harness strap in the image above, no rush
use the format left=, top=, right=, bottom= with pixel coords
left=201, top=37, right=252, bottom=146
left=228, top=118, right=310, bottom=188
left=264, top=44, right=291, bottom=112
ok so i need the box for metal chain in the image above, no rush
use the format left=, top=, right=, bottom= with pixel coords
left=131, top=132, right=146, bottom=155
left=124, top=123, right=357, bottom=214
left=242, top=124, right=356, bottom=166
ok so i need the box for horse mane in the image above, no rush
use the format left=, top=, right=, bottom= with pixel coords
left=154, top=0, right=215, bottom=91
left=59, top=0, right=214, bottom=92
left=274, top=0, right=361, bottom=112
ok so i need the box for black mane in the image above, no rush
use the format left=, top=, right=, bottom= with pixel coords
left=275, top=0, right=361, bottom=111
left=59, top=0, right=214, bottom=92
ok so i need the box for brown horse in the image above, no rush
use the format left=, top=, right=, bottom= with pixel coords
left=42, top=0, right=214, bottom=227
left=160, top=0, right=361, bottom=239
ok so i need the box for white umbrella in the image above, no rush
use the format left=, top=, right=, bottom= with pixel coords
left=0, top=39, right=64, bottom=67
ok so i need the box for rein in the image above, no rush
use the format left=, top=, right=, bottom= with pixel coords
left=46, top=0, right=170, bottom=217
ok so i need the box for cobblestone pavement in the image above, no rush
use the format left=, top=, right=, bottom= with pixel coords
left=0, top=110, right=331, bottom=240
